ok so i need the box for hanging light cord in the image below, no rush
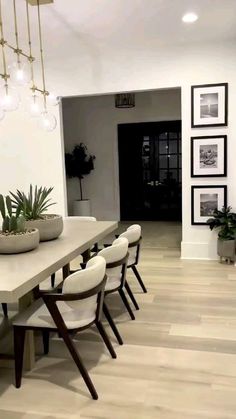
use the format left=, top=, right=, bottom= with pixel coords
left=26, top=0, right=35, bottom=90
left=37, top=0, right=47, bottom=109
left=0, top=0, right=8, bottom=83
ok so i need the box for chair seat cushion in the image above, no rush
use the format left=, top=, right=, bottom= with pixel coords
left=13, top=298, right=96, bottom=330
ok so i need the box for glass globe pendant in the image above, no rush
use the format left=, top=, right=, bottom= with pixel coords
left=26, top=94, right=43, bottom=117
left=47, top=93, right=59, bottom=106
left=38, top=110, right=57, bottom=132
left=9, top=61, right=31, bottom=87
left=0, top=85, right=20, bottom=112
left=0, top=107, right=5, bottom=121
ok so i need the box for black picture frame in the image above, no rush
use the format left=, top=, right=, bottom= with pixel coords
left=191, top=135, right=227, bottom=178
left=191, top=83, right=228, bottom=128
left=191, top=185, right=227, bottom=225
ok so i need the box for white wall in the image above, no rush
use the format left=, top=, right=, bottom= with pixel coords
left=1, top=38, right=235, bottom=259
left=62, top=89, right=181, bottom=218
left=0, top=104, right=66, bottom=216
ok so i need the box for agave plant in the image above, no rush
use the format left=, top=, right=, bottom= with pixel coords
left=0, top=194, right=25, bottom=233
left=10, top=185, right=56, bottom=220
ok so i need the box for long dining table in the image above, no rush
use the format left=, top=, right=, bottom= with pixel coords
left=0, top=217, right=118, bottom=369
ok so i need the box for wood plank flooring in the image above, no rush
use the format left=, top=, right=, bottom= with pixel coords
left=1, top=222, right=236, bottom=418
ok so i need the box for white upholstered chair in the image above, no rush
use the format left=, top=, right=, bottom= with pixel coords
left=13, top=256, right=116, bottom=400
left=98, top=237, right=134, bottom=345
left=119, top=224, right=147, bottom=294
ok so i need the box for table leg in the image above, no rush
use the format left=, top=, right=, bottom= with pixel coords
left=18, top=291, right=35, bottom=371
left=63, top=263, right=70, bottom=279
left=82, top=248, right=91, bottom=264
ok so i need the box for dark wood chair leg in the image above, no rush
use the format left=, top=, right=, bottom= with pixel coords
left=2, top=303, right=8, bottom=317
left=51, top=273, right=56, bottom=288
left=14, top=326, right=26, bottom=389
left=91, top=243, right=99, bottom=253
left=42, top=330, right=50, bottom=355
left=96, top=321, right=117, bottom=359
left=125, top=281, right=139, bottom=310
left=118, top=289, right=135, bottom=320
left=131, top=265, right=147, bottom=293
left=103, top=302, right=123, bottom=345
left=60, top=329, right=98, bottom=400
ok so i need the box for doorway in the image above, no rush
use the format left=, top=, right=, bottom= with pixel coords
left=118, top=120, right=182, bottom=221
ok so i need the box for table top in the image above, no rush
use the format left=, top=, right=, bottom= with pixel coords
left=0, top=218, right=118, bottom=303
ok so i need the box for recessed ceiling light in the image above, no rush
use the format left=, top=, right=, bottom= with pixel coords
left=182, top=13, right=198, bottom=23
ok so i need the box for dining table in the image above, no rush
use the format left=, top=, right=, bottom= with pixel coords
left=0, top=217, right=118, bottom=370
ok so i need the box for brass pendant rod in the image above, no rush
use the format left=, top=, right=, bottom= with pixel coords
left=31, top=86, right=49, bottom=95
left=26, top=0, right=35, bottom=89
left=5, top=0, right=35, bottom=62
left=0, top=0, right=9, bottom=82
left=6, top=42, right=34, bottom=61
left=13, top=0, right=20, bottom=64
left=37, top=0, right=47, bottom=109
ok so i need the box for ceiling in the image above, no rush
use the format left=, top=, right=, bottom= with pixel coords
left=1, top=0, right=236, bottom=95
left=3, top=0, right=236, bottom=47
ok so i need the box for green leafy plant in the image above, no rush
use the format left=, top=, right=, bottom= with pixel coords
left=10, top=185, right=56, bottom=220
left=65, top=143, right=95, bottom=200
left=207, top=206, right=236, bottom=240
left=0, top=194, right=25, bottom=233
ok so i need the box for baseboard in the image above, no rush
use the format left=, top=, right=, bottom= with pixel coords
left=181, top=241, right=218, bottom=260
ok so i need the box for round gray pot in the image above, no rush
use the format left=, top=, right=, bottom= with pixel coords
left=25, top=214, right=63, bottom=242
left=217, top=238, right=235, bottom=262
left=0, top=229, right=40, bottom=254
left=73, top=200, right=91, bottom=216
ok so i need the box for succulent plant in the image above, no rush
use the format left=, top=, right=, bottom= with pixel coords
left=0, top=194, right=26, bottom=233
left=10, top=184, right=56, bottom=220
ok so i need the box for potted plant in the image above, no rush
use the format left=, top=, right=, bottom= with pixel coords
left=65, top=143, right=95, bottom=216
left=207, top=206, right=236, bottom=263
left=10, top=185, right=63, bottom=242
left=0, top=194, right=39, bottom=254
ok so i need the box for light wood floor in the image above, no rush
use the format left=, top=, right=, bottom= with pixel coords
left=1, top=222, right=236, bottom=418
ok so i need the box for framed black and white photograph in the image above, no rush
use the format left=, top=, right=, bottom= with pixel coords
left=191, top=185, right=227, bottom=225
left=191, top=135, right=227, bottom=177
left=191, top=83, right=228, bottom=128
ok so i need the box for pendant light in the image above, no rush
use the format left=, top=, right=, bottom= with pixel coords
left=0, top=0, right=20, bottom=111
left=34, top=0, right=57, bottom=131
left=115, top=93, right=135, bottom=108
left=8, top=0, right=31, bottom=87
left=25, top=0, right=43, bottom=118
left=0, top=0, right=57, bottom=131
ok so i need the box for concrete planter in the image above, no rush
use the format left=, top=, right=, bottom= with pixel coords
left=0, top=229, right=39, bottom=254
left=25, top=215, right=63, bottom=242
left=73, top=200, right=91, bottom=216
left=217, top=238, right=236, bottom=263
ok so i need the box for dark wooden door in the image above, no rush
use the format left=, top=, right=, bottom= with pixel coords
left=118, top=121, right=182, bottom=221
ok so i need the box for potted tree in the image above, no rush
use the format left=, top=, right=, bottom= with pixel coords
left=0, top=194, right=39, bottom=254
left=207, top=206, right=236, bottom=264
left=10, top=185, right=63, bottom=242
left=65, top=143, right=95, bottom=216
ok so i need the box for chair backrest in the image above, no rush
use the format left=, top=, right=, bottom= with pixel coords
left=119, top=224, right=142, bottom=265
left=98, top=237, right=128, bottom=288
left=62, top=256, right=106, bottom=314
